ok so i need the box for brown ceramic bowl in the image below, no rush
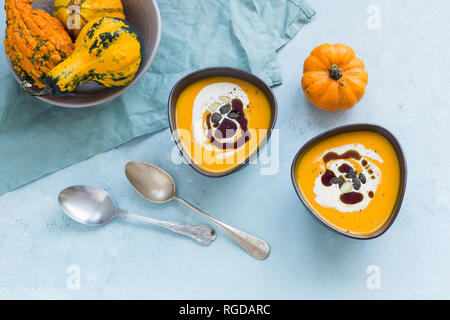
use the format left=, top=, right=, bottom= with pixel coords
left=168, top=67, right=278, bottom=177
left=290, top=124, right=407, bottom=239
left=7, top=0, right=161, bottom=108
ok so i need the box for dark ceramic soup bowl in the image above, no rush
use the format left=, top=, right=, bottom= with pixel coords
left=290, top=124, right=407, bottom=239
left=168, top=67, right=278, bottom=178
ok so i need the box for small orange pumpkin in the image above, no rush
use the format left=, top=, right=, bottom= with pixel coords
left=302, top=43, right=368, bottom=111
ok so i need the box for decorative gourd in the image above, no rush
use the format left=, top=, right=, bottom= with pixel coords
left=37, top=16, right=142, bottom=96
left=53, top=0, right=125, bottom=38
left=4, top=0, right=74, bottom=89
left=302, top=43, right=369, bottom=111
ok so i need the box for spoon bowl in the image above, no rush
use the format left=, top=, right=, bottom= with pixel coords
left=58, top=186, right=117, bottom=226
left=125, top=162, right=176, bottom=203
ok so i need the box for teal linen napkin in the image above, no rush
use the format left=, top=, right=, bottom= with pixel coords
left=0, top=0, right=315, bottom=195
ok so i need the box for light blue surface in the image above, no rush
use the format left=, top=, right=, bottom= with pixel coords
left=1, top=0, right=449, bottom=299
left=0, top=0, right=314, bottom=195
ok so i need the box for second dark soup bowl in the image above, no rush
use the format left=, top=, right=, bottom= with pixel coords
left=168, top=67, right=278, bottom=178
left=291, top=123, right=407, bottom=239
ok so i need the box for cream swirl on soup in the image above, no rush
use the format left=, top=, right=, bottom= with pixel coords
left=192, top=82, right=250, bottom=158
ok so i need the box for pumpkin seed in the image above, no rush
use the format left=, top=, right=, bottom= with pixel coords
left=228, top=111, right=240, bottom=119
left=330, top=177, right=344, bottom=187
left=219, top=103, right=231, bottom=114
left=352, top=178, right=361, bottom=190
left=211, top=113, right=222, bottom=124
left=345, top=170, right=357, bottom=178
left=208, top=102, right=221, bottom=112
left=340, top=181, right=353, bottom=194
left=219, top=96, right=231, bottom=104
left=359, top=173, right=366, bottom=184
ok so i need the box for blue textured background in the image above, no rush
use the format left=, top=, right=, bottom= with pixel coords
left=1, top=0, right=449, bottom=299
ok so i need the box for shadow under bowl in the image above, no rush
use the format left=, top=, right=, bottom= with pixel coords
left=168, top=67, right=278, bottom=178
left=290, top=123, right=407, bottom=239
left=7, top=0, right=161, bottom=108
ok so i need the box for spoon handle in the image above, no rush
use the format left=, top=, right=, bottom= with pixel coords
left=175, top=197, right=270, bottom=260
left=117, top=210, right=216, bottom=245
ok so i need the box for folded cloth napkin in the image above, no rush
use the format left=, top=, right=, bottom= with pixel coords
left=0, top=0, right=315, bottom=196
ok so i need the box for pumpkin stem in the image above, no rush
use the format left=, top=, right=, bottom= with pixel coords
left=69, top=0, right=82, bottom=7
left=21, top=81, right=53, bottom=96
left=329, top=64, right=343, bottom=81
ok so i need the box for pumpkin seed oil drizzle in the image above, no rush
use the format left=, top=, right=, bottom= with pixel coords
left=320, top=150, right=377, bottom=205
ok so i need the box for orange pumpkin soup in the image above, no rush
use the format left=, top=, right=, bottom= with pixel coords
left=175, top=77, right=272, bottom=173
left=295, top=131, right=400, bottom=236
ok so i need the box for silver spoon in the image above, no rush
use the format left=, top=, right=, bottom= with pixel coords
left=125, top=161, right=270, bottom=260
left=58, top=186, right=216, bottom=245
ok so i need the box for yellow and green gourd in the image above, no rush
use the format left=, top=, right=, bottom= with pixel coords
left=42, top=16, right=142, bottom=95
